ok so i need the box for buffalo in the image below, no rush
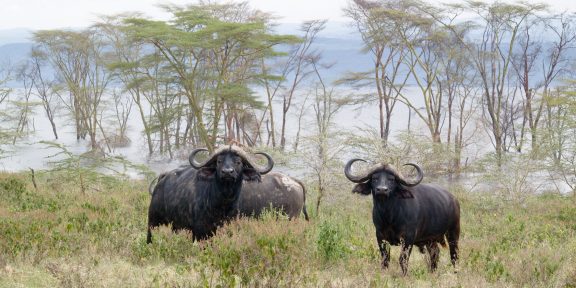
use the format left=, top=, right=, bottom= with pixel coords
left=344, top=159, right=460, bottom=275
left=238, top=172, right=309, bottom=221
left=146, top=145, right=273, bottom=242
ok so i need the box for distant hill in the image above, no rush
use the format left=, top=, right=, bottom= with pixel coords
left=273, top=22, right=374, bottom=81
left=0, top=42, right=32, bottom=65
left=0, top=28, right=33, bottom=46
left=0, top=25, right=373, bottom=86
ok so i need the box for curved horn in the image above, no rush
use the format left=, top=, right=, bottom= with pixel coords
left=189, top=148, right=210, bottom=169
left=397, top=163, right=424, bottom=187
left=254, top=152, right=274, bottom=174
left=344, top=158, right=371, bottom=183
left=148, top=176, right=159, bottom=195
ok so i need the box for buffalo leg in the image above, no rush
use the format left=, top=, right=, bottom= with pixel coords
left=376, top=232, right=390, bottom=269
left=146, top=225, right=154, bottom=244
left=447, top=229, right=460, bottom=268
left=399, top=242, right=413, bottom=276
left=426, top=242, right=440, bottom=272
left=146, top=216, right=158, bottom=244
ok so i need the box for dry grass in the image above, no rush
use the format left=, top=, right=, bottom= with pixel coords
left=0, top=171, right=575, bottom=287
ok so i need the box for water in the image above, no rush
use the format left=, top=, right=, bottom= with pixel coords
left=0, top=88, right=572, bottom=194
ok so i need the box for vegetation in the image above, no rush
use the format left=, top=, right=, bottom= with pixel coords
left=1, top=0, right=576, bottom=285
left=0, top=171, right=574, bottom=287
left=0, top=1, right=575, bottom=188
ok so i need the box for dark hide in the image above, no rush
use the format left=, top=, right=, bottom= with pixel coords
left=351, top=166, right=460, bottom=275
left=238, top=172, right=309, bottom=220
left=146, top=151, right=261, bottom=243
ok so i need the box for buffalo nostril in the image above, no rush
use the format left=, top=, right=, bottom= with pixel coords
left=222, top=168, right=234, bottom=174
left=376, top=187, right=389, bottom=194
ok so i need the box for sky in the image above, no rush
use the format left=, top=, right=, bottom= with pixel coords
left=1, top=0, right=575, bottom=31
left=0, top=0, right=349, bottom=30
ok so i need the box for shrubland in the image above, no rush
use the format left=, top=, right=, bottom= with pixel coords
left=0, top=170, right=575, bottom=287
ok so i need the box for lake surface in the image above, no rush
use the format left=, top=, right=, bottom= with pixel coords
left=0, top=87, right=572, bottom=194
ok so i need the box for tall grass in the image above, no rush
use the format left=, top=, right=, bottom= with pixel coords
left=0, top=171, right=575, bottom=287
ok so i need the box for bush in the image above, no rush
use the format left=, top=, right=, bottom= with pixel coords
left=316, top=219, right=348, bottom=262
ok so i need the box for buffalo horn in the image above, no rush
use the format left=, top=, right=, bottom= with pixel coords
left=254, top=152, right=274, bottom=174
left=189, top=148, right=210, bottom=169
left=344, top=158, right=372, bottom=183
left=396, top=163, right=424, bottom=187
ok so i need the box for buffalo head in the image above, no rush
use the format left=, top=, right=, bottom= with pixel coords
left=189, top=145, right=274, bottom=183
left=344, top=159, right=423, bottom=197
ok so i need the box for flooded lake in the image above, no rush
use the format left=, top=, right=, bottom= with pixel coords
left=0, top=87, right=572, bottom=194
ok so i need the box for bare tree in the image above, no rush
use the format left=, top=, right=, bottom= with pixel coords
left=533, top=13, right=576, bottom=155
left=432, top=1, right=547, bottom=167
left=344, top=0, right=410, bottom=147
left=12, top=62, right=37, bottom=144
left=0, top=67, right=9, bottom=105
left=277, top=20, right=326, bottom=151
left=308, top=57, right=350, bottom=214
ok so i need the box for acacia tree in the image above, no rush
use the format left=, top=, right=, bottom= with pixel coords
left=12, top=62, right=37, bottom=144
left=124, top=2, right=297, bottom=152
left=543, top=83, right=576, bottom=194
left=33, top=29, right=112, bottom=151
left=385, top=2, right=447, bottom=144
left=256, top=20, right=323, bottom=149
left=507, top=11, right=576, bottom=155
left=277, top=20, right=324, bottom=151
left=432, top=1, right=547, bottom=167
left=97, top=15, right=155, bottom=155
left=344, top=0, right=410, bottom=147
left=436, top=20, right=480, bottom=172
left=0, top=67, right=13, bottom=148
left=527, top=12, right=576, bottom=155
left=28, top=48, right=60, bottom=140
left=509, top=13, right=543, bottom=153
left=102, top=15, right=194, bottom=157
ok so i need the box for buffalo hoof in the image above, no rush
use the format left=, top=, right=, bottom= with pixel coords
left=380, top=261, right=389, bottom=270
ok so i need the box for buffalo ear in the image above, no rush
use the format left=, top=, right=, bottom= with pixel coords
left=242, top=168, right=261, bottom=182
left=352, top=182, right=372, bottom=195
left=197, top=167, right=216, bottom=181
left=397, top=188, right=414, bottom=199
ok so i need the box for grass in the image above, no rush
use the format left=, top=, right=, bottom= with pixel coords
left=0, top=171, right=575, bottom=287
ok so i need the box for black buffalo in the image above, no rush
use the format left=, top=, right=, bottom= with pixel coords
left=344, top=159, right=460, bottom=275
left=238, top=172, right=309, bottom=221
left=146, top=145, right=273, bottom=242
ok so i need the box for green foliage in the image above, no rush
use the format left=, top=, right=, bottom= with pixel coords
left=316, top=219, right=349, bottom=262
left=0, top=176, right=59, bottom=212
left=120, top=2, right=300, bottom=151
left=39, top=141, right=153, bottom=194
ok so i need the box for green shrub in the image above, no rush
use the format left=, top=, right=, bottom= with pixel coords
left=316, top=219, right=348, bottom=262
